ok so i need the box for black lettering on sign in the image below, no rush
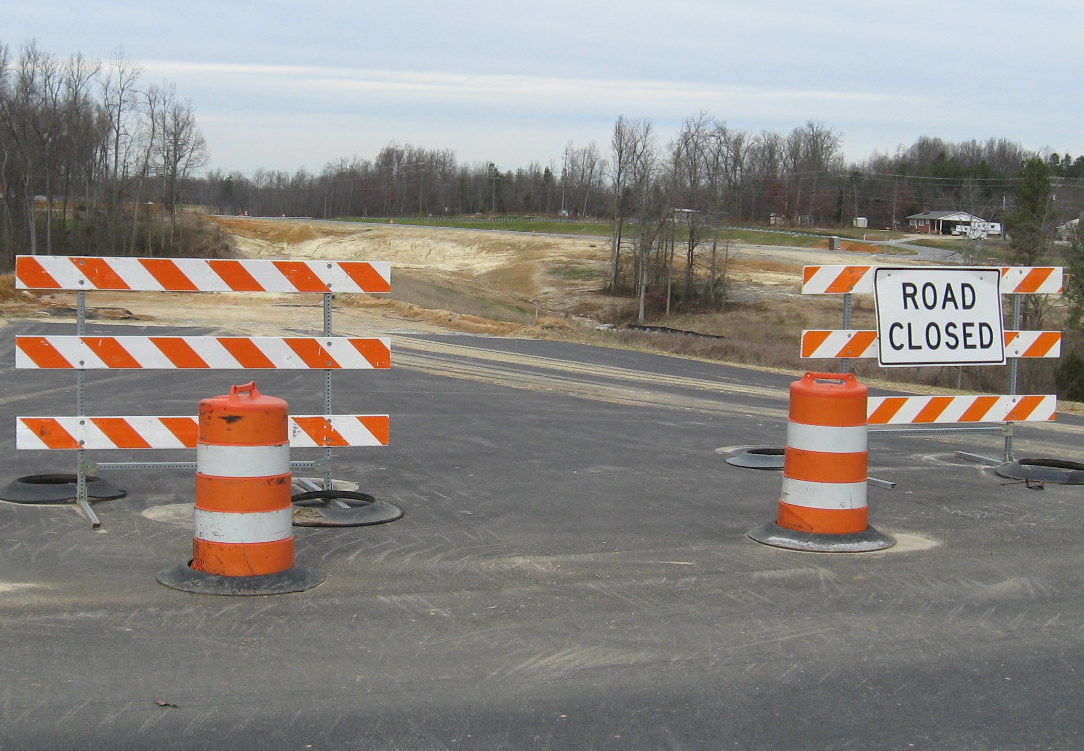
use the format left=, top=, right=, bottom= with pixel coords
left=901, top=281, right=983, bottom=310
left=921, top=283, right=937, bottom=309
left=902, top=282, right=918, bottom=310
left=942, top=284, right=959, bottom=309
left=888, top=322, right=905, bottom=351
left=962, top=283, right=976, bottom=309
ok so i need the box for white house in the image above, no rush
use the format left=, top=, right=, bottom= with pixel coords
left=907, top=211, right=1001, bottom=237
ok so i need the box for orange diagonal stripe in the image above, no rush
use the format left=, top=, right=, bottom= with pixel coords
left=1013, top=267, right=1054, bottom=294
left=217, top=338, right=277, bottom=369
left=801, top=331, right=832, bottom=358
left=83, top=337, right=143, bottom=368
left=208, top=260, right=263, bottom=292
left=159, top=417, right=199, bottom=447
left=914, top=396, right=953, bottom=423
left=340, top=262, right=391, bottom=293
left=841, top=331, right=877, bottom=358
left=272, top=261, right=331, bottom=292
left=959, top=396, right=999, bottom=423
left=349, top=338, right=391, bottom=368
left=139, top=258, right=198, bottom=291
left=21, top=418, right=82, bottom=448
left=285, top=339, right=339, bottom=369
left=150, top=338, right=211, bottom=368
left=1005, top=396, right=1052, bottom=422
left=16, top=337, right=74, bottom=368
left=291, top=416, right=349, bottom=446
left=824, top=266, right=868, bottom=294
left=90, top=418, right=152, bottom=449
left=357, top=416, right=390, bottom=445
left=867, top=397, right=906, bottom=425
left=15, top=257, right=61, bottom=289
left=1023, top=332, right=1061, bottom=358
left=77, top=258, right=131, bottom=290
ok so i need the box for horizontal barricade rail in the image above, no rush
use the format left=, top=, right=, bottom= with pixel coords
left=867, top=395, right=1057, bottom=425
left=11, top=254, right=393, bottom=527
left=16, top=336, right=391, bottom=369
left=16, top=256, right=391, bottom=293
left=17, top=415, right=391, bottom=449
left=801, top=330, right=1062, bottom=360
left=802, top=265, right=1063, bottom=295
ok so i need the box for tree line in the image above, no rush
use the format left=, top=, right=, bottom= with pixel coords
left=193, top=127, right=1080, bottom=232
left=7, top=39, right=1084, bottom=290
left=0, top=41, right=211, bottom=271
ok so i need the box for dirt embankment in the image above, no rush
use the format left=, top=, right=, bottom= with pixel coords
left=203, top=217, right=622, bottom=335
left=1, top=216, right=900, bottom=337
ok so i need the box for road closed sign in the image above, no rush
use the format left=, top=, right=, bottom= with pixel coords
left=873, top=267, right=1005, bottom=367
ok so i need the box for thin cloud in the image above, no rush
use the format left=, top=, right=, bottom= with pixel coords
left=144, top=60, right=926, bottom=110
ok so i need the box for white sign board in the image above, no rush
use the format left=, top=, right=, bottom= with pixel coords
left=873, top=267, right=1005, bottom=367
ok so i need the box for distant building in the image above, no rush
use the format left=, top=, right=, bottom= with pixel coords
left=1057, top=217, right=1080, bottom=241
left=907, top=210, right=1001, bottom=237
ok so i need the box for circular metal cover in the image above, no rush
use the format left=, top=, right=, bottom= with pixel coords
left=292, top=490, right=404, bottom=527
left=0, top=474, right=126, bottom=504
left=994, top=458, right=1084, bottom=485
left=725, top=447, right=786, bottom=470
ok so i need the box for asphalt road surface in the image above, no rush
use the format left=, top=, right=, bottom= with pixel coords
left=2, top=319, right=1083, bottom=750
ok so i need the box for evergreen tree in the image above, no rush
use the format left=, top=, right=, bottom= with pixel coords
left=1007, top=157, right=1054, bottom=266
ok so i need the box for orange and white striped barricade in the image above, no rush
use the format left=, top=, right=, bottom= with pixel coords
left=748, top=372, right=895, bottom=553
left=801, top=265, right=1064, bottom=296
left=15, top=414, right=391, bottom=450
left=7, top=254, right=400, bottom=529
left=800, top=330, right=1063, bottom=361
left=14, top=256, right=391, bottom=294
left=799, top=264, right=1062, bottom=465
left=157, top=382, right=325, bottom=595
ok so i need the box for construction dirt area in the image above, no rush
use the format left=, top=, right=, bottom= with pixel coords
left=0, top=215, right=902, bottom=339
left=0, top=216, right=954, bottom=362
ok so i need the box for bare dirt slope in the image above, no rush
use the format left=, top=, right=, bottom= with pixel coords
left=1, top=217, right=915, bottom=337
left=198, top=216, right=899, bottom=334
left=209, top=216, right=616, bottom=317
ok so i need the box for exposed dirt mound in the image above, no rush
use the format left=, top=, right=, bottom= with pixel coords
left=208, top=216, right=337, bottom=245
left=0, top=274, right=20, bottom=302
left=0, top=274, right=47, bottom=315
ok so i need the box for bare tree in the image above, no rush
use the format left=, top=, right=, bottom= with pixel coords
left=562, top=141, right=606, bottom=217
left=155, top=87, right=207, bottom=252
left=608, top=116, right=654, bottom=293
left=100, top=49, right=143, bottom=253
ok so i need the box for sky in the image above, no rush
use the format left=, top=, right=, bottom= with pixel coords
left=6, top=0, right=1083, bottom=177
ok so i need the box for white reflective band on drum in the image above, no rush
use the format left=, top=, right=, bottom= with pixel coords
left=196, top=443, right=289, bottom=477
left=786, top=422, right=867, bottom=454
left=780, top=478, right=868, bottom=510
left=194, top=508, right=294, bottom=544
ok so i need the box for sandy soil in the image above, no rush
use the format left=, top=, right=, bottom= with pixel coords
left=210, top=217, right=617, bottom=314
left=2, top=217, right=915, bottom=337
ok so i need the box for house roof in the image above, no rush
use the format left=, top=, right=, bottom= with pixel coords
left=907, top=211, right=985, bottom=222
